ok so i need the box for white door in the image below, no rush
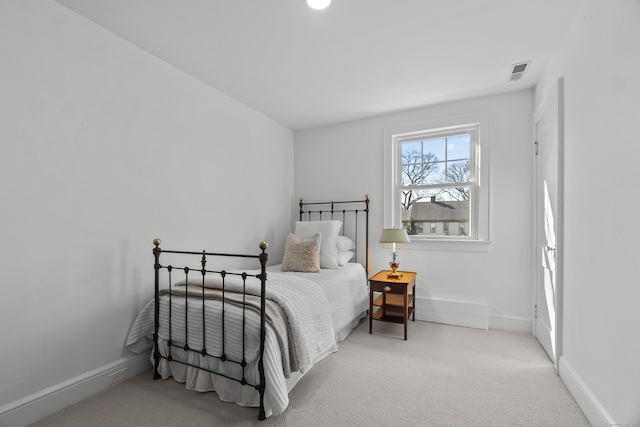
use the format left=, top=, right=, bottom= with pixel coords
left=533, top=79, right=563, bottom=366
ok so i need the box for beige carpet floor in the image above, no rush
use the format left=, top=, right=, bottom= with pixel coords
left=32, top=319, right=590, bottom=426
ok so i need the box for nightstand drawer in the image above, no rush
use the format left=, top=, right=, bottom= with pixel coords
left=369, top=280, right=407, bottom=294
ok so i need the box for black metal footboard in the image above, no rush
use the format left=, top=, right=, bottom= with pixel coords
left=152, top=239, right=269, bottom=420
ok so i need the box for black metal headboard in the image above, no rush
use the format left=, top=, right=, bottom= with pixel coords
left=298, top=195, right=370, bottom=274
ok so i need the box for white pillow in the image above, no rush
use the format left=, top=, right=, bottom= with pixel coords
left=337, top=250, right=354, bottom=266
left=336, top=235, right=356, bottom=252
left=281, top=233, right=321, bottom=273
left=295, top=220, right=342, bottom=269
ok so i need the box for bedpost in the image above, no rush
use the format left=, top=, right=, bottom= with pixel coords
left=152, top=239, right=162, bottom=380
left=365, top=194, right=370, bottom=275
left=257, top=241, right=269, bottom=420
left=299, top=197, right=304, bottom=221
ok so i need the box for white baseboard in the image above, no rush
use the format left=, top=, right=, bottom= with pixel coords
left=414, top=297, right=532, bottom=333
left=558, top=356, right=614, bottom=426
left=415, top=296, right=488, bottom=330
left=488, top=315, right=532, bottom=333
left=0, top=352, right=152, bottom=427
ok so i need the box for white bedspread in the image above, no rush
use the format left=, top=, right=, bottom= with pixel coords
left=268, top=263, right=369, bottom=341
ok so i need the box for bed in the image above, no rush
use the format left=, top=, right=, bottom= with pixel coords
left=125, top=196, right=370, bottom=419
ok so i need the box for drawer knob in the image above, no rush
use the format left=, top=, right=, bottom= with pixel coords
left=383, top=286, right=391, bottom=292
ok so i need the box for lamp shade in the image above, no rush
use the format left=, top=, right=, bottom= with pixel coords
left=379, top=228, right=410, bottom=244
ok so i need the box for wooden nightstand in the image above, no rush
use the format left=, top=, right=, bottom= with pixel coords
left=369, top=270, right=417, bottom=340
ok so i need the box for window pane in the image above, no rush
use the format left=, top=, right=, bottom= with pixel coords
left=423, top=138, right=446, bottom=161
left=401, top=140, right=422, bottom=163
left=444, top=160, right=470, bottom=184
left=401, top=141, right=423, bottom=186
left=446, top=135, right=470, bottom=161
left=401, top=140, right=442, bottom=186
left=401, top=163, right=421, bottom=186
left=423, top=162, right=442, bottom=185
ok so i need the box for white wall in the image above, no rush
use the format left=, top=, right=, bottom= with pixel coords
left=0, top=0, right=294, bottom=421
left=535, top=1, right=640, bottom=425
left=294, top=90, right=534, bottom=331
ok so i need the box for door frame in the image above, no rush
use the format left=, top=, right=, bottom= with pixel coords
left=532, top=77, right=565, bottom=369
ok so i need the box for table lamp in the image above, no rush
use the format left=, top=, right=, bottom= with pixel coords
left=379, top=227, right=410, bottom=278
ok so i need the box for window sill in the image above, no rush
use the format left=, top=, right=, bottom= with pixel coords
left=402, top=238, right=492, bottom=253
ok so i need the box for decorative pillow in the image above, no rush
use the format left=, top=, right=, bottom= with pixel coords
left=294, top=220, right=342, bottom=269
left=337, top=250, right=354, bottom=266
left=336, top=235, right=356, bottom=252
left=281, top=233, right=321, bottom=273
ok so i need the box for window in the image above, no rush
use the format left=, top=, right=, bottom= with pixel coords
left=384, top=113, right=490, bottom=248
left=400, top=128, right=472, bottom=237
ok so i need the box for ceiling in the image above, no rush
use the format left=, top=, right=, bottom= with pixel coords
left=55, top=0, right=581, bottom=130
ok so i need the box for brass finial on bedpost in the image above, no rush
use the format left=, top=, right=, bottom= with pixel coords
left=153, top=238, right=161, bottom=256
left=259, top=241, right=269, bottom=266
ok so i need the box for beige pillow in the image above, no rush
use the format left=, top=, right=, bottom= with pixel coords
left=281, top=233, right=321, bottom=273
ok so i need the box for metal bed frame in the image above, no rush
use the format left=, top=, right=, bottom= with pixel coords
left=150, top=195, right=370, bottom=420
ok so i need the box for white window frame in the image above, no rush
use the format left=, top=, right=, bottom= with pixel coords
left=384, top=113, right=491, bottom=252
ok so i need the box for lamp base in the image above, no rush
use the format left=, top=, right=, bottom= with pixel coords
left=387, top=262, right=402, bottom=278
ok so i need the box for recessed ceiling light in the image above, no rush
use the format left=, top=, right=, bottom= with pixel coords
left=306, top=0, right=331, bottom=10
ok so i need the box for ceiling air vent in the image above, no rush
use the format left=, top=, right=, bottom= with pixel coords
left=509, top=61, right=531, bottom=82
